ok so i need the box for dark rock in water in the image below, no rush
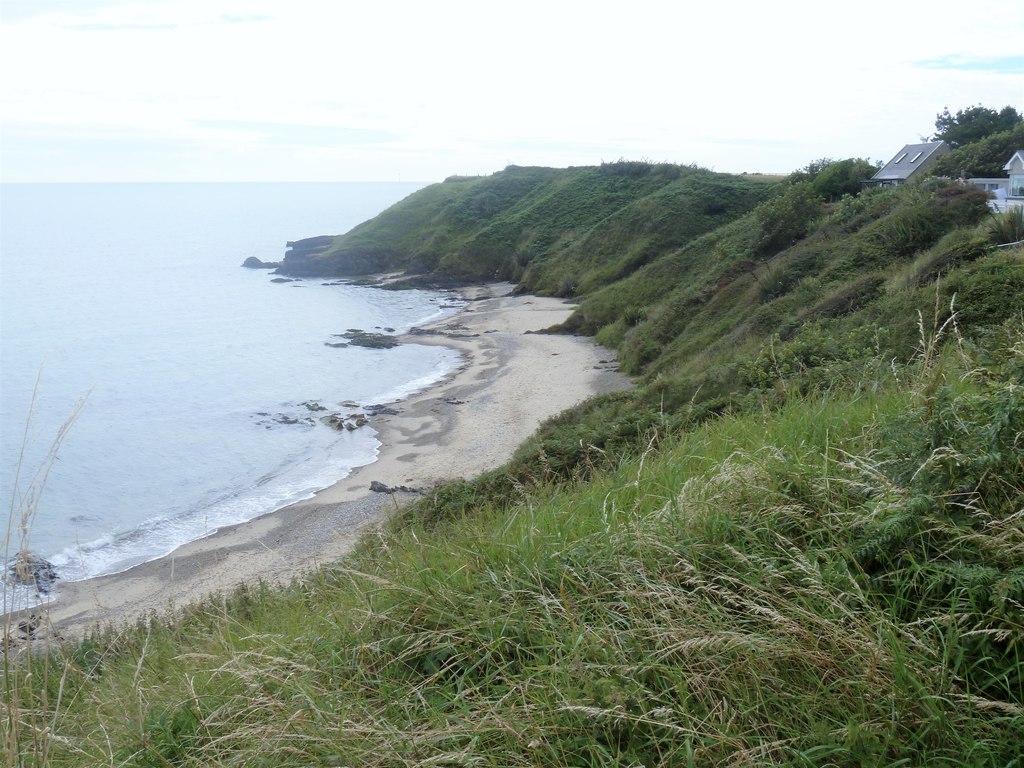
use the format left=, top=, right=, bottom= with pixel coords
left=271, top=277, right=296, bottom=283
left=241, top=256, right=281, bottom=269
left=345, top=414, right=369, bottom=430
left=365, top=404, right=400, bottom=416
left=258, top=413, right=315, bottom=427
left=324, top=341, right=348, bottom=348
left=301, top=401, right=328, bottom=412
left=335, top=329, right=399, bottom=349
left=6, top=553, right=58, bottom=594
left=321, top=412, right=369, bottom=431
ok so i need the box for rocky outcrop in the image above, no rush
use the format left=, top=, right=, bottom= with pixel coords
left=327, top=330, right=400, bottom=349
left=321, top=412, right=369, bottom=431
left=277, top=236, right=338, bottom=276
left=241, top=256, right=282, bottom=269
left=2, top=611, right=45, bottom=651
left=6, top=552, right=58, bottom=594
left=277, top=234, right=409, bottom=278
left=365, top=404, right=400, bottom=416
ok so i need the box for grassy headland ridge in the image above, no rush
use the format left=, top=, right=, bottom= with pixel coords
left=5, top=153, right=1024, bottom=765
left=277, top=162, right=775, bottom=287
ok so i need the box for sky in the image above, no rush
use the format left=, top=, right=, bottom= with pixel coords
left=1, top=0, right=1022, bottom=183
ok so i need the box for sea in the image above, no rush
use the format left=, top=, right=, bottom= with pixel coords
left=0, top=182, right=464, bottom=611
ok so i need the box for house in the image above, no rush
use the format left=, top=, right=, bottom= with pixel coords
left=862, top=141, right=949, bottom=188
left=970, top=150, right=1024, bottom=212
left=968, top=178, right=1009, bottom=195
left=1004, top=150, right=1024, bottom=198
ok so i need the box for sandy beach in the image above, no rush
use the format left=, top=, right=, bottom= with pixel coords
left=30, top=283, right=631, bottom=640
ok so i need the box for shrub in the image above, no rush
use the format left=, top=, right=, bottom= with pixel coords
left=855, top=335, right=1024, bottom=701
left=987, top=206, right=1024, bottom=245
left=755, top=182, right=823, bottom=257
left=942, top=254, right=1024, bottom=328
left=868, top=182, right=990, bottom=259
left=807, top=273, right=885, bottom=318
left=893, top=228, right=992, bottom=289
left=811, top=158, right=877, bottom=201
left=737, top=323, right=882, bottom=391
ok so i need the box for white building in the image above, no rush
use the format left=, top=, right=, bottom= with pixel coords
left=1005, top=150, right=1024, bottom=199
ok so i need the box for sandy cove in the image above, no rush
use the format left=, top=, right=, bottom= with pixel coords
left=36, top=283, right=632, bottom=639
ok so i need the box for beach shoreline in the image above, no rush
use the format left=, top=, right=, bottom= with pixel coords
left=24, top=283, right=631, bottom=641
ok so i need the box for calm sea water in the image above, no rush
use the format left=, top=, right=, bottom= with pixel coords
left=1, top=182, right=462, bottom=607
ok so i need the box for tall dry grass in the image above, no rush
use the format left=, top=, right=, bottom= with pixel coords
left=3, top=382, right=88, bottom=767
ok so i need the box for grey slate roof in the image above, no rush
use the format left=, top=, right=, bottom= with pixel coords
left=871, top=141, right=948, bottom=182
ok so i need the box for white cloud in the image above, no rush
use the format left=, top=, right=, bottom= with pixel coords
left=2, top=0, right=1021, bottom=181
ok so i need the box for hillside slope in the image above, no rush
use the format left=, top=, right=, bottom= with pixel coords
left=277, top=162, right=775, bottom=288
left=8, top=159, right=1024, bottom=766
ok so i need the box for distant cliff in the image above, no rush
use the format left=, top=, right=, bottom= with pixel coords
left=277, top=162, right=774, bottom=293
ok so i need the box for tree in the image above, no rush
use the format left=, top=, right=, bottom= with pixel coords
left=932, top=105, right=1022, bottom=148
left=931, top=123, right=1024, bottom=178
left=811, top=158, right=877, bottom=201
left=788, top=158, right=878, bottom=201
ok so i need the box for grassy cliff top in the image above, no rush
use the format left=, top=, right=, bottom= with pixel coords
left=277, top=162, right=775, bottom=287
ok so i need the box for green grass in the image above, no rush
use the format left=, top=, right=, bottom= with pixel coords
left=6, top=319, right=1023, bottom=766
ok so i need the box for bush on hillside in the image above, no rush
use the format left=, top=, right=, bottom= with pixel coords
left=987, top=206, right=1024, bottom=245
left=737, top=323, right=884, bottom=391
left=867, top=181, right=990, bottom=259
left=855, top=327, right=1024, bottom=701
left=755, top=182, right=823, bottom=257
left=598, top=158, right=685, bottom=179
left=811, top=157, right=877, bottom=200
left=942, top=254, right=1024, bottom=328
left=789, top=157, right=878, bottom=201
left=893, top=228, right=992, bottom=289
